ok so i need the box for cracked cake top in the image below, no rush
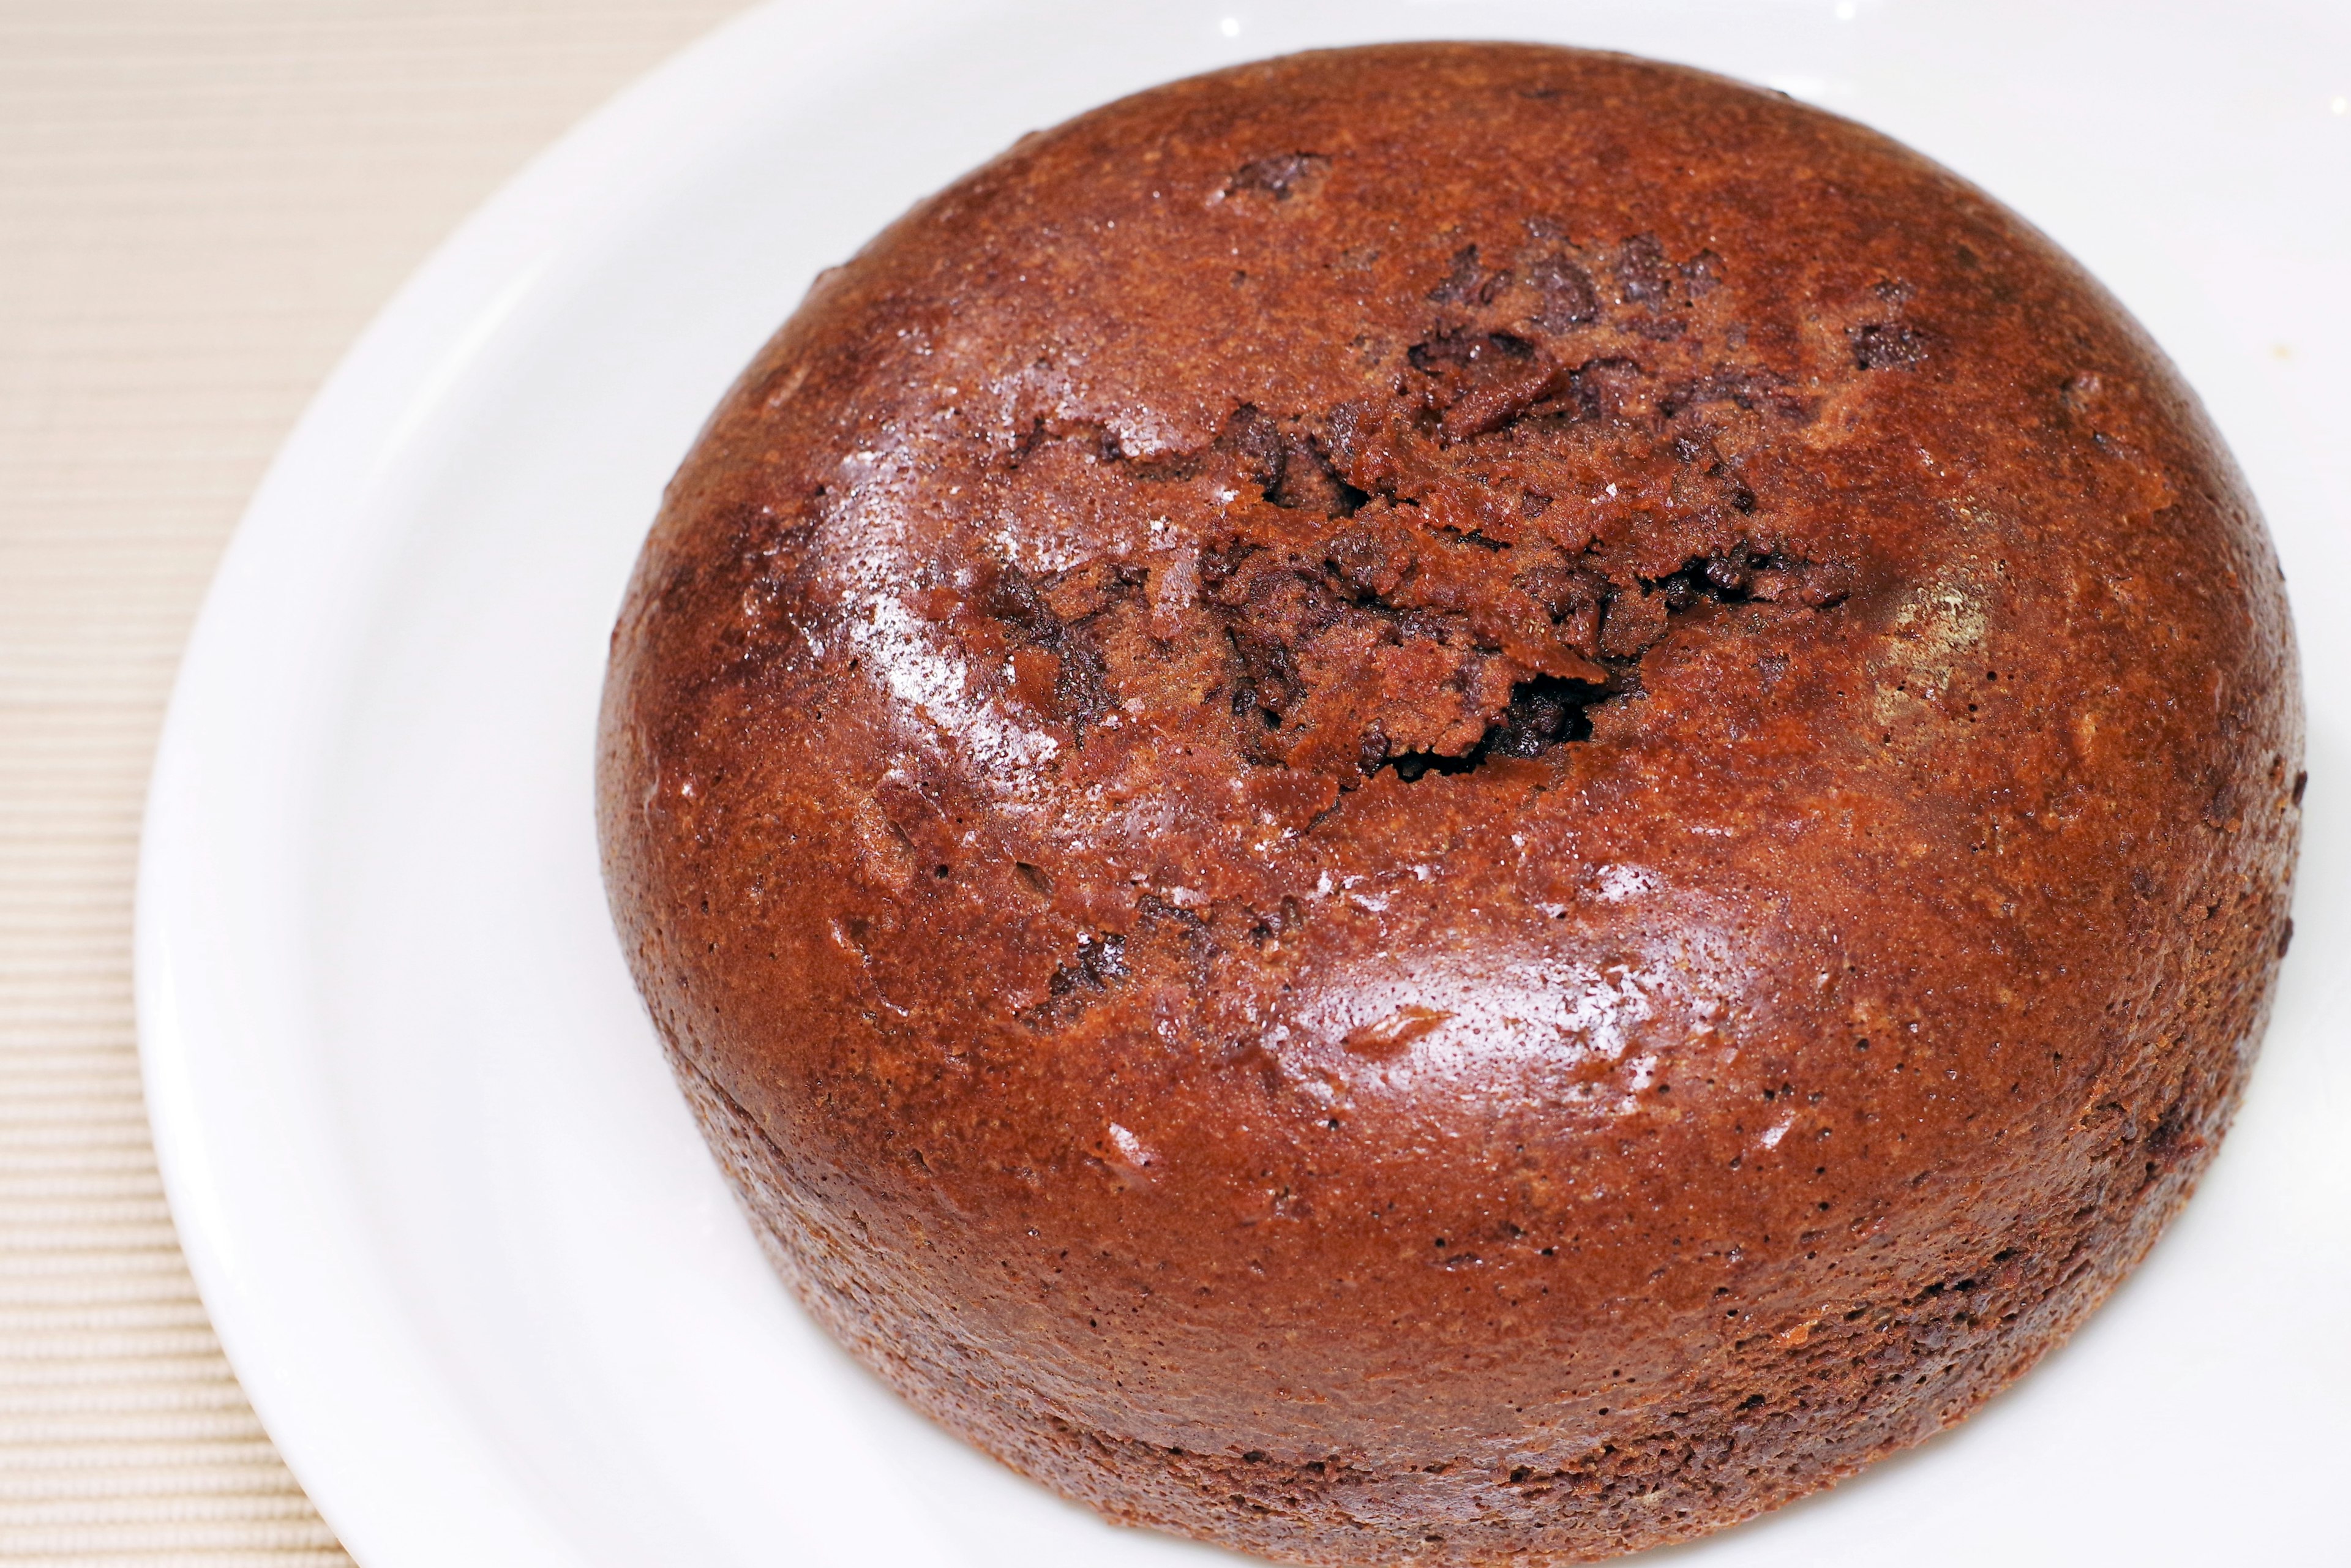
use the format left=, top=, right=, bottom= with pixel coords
left=598, top=41, right=2300, bottom=1565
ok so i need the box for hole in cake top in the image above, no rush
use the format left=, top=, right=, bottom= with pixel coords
left=926, top=229, right=1861, bottom=805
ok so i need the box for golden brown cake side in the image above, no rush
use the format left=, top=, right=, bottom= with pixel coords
left=598, top=43, right=2303, bottom=1564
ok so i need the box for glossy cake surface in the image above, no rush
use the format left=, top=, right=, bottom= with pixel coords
left=598, top=43, right=2301, bottom=1564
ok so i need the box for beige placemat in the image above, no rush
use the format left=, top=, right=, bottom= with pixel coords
left=0, top=4, right=749, bottom=1560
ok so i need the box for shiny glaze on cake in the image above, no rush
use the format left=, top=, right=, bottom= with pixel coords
left=598, top=43, right=2302, bottom=1563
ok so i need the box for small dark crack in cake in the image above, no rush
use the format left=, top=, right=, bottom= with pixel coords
left=598, top=42, right=2303, bottom=1565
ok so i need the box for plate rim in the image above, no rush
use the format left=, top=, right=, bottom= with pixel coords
left=129, top=4, right=922, bottom=1562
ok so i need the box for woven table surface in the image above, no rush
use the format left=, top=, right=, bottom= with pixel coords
left=0, top=5, right=747, bottom=1561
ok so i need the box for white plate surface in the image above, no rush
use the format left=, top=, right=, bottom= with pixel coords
left=138, top=3, right=2351, bottom=1565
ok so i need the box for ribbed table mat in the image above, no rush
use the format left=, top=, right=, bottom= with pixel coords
left=0, top=5, right=747, bottom=1561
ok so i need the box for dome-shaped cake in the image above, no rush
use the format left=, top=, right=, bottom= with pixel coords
left=598, top=43, right=2303, bottom=1563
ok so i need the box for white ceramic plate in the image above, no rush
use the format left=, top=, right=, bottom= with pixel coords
left=138, top=3, right=2351, bottom=1564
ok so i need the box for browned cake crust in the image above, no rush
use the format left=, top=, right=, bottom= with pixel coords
left=598, top=43, right=2303, bottom=1564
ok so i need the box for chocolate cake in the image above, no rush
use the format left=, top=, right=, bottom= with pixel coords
left=597, top=42, right=2303, bottom=1563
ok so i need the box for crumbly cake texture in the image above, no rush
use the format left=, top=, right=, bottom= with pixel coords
left=599, top=43, right=2303, bottom=1565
